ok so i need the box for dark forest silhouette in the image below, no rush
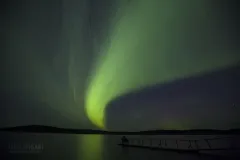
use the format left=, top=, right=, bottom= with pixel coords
left=0, top=125, right=239, bottom=135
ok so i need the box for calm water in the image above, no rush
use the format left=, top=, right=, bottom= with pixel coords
left=0, top=132, right=239, bottom=160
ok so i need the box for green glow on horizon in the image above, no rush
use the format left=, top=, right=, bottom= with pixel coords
left=85, top=0, right=240, bottom=129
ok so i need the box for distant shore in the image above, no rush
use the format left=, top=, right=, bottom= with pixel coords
left=0, top=125, right=239, bottom=135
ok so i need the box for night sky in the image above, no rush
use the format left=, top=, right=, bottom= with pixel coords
left=1, top=0, right=239, bottom=131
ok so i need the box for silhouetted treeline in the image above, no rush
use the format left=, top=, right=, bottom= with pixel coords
left=0, top=125, right=240, bottom=135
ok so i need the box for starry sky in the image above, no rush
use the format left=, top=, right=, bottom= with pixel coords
left=0, top=0, right=239, bottom=131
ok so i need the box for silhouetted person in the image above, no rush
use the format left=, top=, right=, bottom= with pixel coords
left=233, top=103, right=236, bottom=108
left=121, top=136, right=129, bottom=145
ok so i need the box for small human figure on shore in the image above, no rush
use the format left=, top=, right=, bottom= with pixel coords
left=121, top=136, right=129, bottom=145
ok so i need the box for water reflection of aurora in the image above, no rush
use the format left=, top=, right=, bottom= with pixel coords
left=80, top=135, right=103, bottom=160
left=85, top=0, right=240, bottom=129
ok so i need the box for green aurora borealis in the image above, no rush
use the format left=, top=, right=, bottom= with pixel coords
left=85, top=0, right=240, bottom=129
left=1, top=0, right=239, bottom=130
left=1, top=1, right=239, bottom=159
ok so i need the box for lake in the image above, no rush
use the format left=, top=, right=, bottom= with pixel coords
left=0, top=132, right=239, bottom=160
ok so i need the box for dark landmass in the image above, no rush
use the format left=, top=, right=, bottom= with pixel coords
left=0, top=125, right=240, bottom=135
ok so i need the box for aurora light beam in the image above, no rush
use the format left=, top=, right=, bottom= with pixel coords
left=85, top=0, right=240, bottom=129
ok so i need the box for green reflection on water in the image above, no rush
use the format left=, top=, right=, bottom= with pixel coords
left=79, top=135, right=104, bottom=160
